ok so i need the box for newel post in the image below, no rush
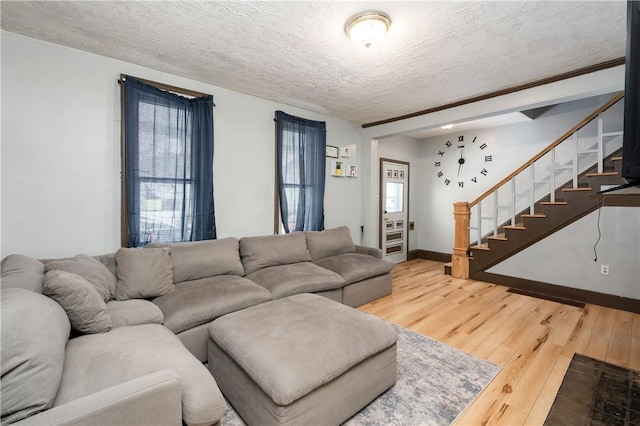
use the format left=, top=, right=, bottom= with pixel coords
left=452, top=201, right=470, bottom=279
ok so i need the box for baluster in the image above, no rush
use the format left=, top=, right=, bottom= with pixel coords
left=493, top=190, right=498, bottom=237
left=572, top=132, right=578, bottom=188
left=597, top=115, right=604, bottom=173
left=477, top=202, right=482, bottom=246
left=511, top=177, right=516, bottom=226
left=529, top=163, right=535, bottom=215
left=550, top=148, right=556, bottom=203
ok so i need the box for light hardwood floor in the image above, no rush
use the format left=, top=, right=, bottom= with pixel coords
left=358, top=259, right=640, bottom=425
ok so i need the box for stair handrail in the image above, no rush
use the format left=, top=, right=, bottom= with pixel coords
left=469, top=91, right=624, bottom=209
left=451, top=91, right=624, bottom=279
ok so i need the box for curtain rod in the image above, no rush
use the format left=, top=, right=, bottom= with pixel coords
left=119, top=73, right=214, bottom=103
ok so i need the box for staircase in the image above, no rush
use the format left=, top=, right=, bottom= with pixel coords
left=467, top=150, right=637, bottom=275
left=449, top=92, right=640, bottom=279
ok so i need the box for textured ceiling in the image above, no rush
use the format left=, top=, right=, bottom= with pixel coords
left=0, top=1, right=627, bottom=126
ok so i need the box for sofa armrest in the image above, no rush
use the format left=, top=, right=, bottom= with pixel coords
left=14, top=370, right=183, bottom=426
left=354, top=245, right=383, bottom=259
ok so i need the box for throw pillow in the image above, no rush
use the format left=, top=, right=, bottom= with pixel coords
left=44, top=254, right=116, bottom=302
left=0, top=288, right=70, bottom=423
left=0, top=254, right=45, bottom=293
left=43, top=270, right=112, bottom=334
left=114, top=247, right=174, bottom=300
left=304, top=226, right=356, bottom=262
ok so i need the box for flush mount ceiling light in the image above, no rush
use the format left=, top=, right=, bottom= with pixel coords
left=346, top=11, right=391, bottom=49
left=441, top=124, right=454, bottom=130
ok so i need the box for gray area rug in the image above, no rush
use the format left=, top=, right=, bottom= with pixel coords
left=221, top=323, right=501, bottom=425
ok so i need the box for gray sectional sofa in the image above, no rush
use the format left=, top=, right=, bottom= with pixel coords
left=0, top=226, right=394, bottom=426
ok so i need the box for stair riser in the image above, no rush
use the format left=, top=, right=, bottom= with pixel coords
left=585, top=175, right=628, bottom=187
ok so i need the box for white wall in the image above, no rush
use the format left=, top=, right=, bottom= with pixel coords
left=1, top=31, right=363, bottom=258
left=413, top=94, right=638, bottom=300
left=377, top=135, right=421, bottom=251
left=489, top=207, right=640, bottom=299
left=361, top=66, right=625, bottom=250
left=417, top=93, right=620, bottom=254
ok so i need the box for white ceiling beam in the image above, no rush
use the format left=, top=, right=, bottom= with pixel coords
left=363, top=65, right=626, bottom=140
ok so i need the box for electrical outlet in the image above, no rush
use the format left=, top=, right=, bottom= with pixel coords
left=600, top=265, right=610, bottom=275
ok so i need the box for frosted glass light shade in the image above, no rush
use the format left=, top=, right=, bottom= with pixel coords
left=346, top=12, right=391, bottom=49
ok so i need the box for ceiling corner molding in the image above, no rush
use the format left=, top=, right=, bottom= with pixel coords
left=362, top=57, right=626, bottom=129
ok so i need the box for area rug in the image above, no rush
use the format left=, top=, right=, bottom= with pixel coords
left=220, top=323, right=501, bottom=425
left=545, top=353, right=640, bottom=426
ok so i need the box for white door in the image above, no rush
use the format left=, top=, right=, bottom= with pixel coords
left=381, top=160, right=409, bottom=263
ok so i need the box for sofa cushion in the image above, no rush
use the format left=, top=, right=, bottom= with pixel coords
left=107, top=300, right=164, bottom=328
left=246, top=262, right=345, bottom=299
left=0, top=254, right=45, bottom=293
left=240, top=232, right=310, bottom=275
left=115, top=248, right=174, bottom=300
left=52, top=324, right=226, bottom=426
left=93, top=252, right=118, bottom=278
left=43, top=270, right=112, bottom=334
left=305, top=226, right=356, bottom=262
left=152, top=275, right=272, bottom=334
left=313, top=253, right=395, bottom=285
left=45, top=254, right=116, bottom=302
left=147, top=237, right=244, bottom=283
left=1, top=288, right=70, bottom=424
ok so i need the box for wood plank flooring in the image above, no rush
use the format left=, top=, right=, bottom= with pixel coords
left=358, top=259, right=639, bottom=425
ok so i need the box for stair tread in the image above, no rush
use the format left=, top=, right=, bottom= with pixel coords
left=487, top=234, right=507, bottom=241
left=470, top=244, right=490, bottom=251
left=504, top=224, right=526, bottom=230
left=586, top=172, right=618, bottom=177
left=521, top=214, right=546, bottom=218
left=562, top=187, right=592, bottom=192
left=612, top=156, right=623, bottom=161
left=541, top=201, right=568, bottom=205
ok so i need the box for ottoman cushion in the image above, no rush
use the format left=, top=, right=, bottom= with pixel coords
left=208, top=293, right=396, bottom=406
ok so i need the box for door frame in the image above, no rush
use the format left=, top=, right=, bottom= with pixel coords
left=379, top=158, right=410, bottom=258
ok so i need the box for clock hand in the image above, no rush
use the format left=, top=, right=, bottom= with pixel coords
left=457, top=149, right=465, bottom=177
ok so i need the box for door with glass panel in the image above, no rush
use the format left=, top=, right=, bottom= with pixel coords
left=380, top=159, right=409, bottom=263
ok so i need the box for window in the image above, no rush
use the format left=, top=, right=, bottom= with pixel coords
left=275, top=111, right=326, bottom=233
left=385, top=182, right=404, bottom=213
left=121, top=75, right=216, bottom=247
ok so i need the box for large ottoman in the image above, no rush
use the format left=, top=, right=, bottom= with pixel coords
left=207, top=293, right=397, bottom=425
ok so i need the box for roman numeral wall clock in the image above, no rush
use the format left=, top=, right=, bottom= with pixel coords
left=434, top=135, right=493, bottom=188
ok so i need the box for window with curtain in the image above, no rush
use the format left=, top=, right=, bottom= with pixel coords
left=122, top=76, right=216, bottom=247
left=275, top=111, right=326, bottom=233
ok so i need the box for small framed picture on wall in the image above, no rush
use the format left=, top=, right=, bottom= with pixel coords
left=326, top=145, right=339, bottom=158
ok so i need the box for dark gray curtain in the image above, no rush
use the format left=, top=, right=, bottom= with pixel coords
left=276, top=111, right=326, bottom=232
left=123, top=76, right=216, bottom=247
